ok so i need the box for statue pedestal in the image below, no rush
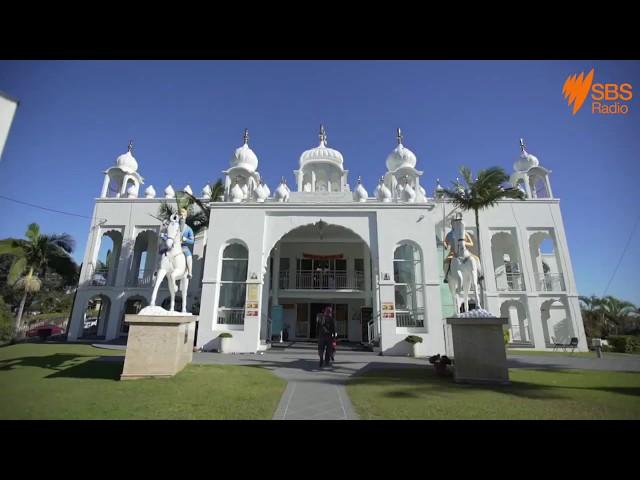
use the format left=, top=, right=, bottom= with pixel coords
left=445, top=317, right=509, bottom=385
left=121, top=314, right=197, bottom=380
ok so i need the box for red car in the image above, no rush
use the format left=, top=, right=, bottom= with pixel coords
left=26, top=324, right=65, bottom=338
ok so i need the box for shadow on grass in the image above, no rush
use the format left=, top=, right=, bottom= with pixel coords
left=0, top=353, right=124, bottom=381
left=351, top=365, right=640, bottom=401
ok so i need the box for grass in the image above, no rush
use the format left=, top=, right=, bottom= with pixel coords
left=508, top=349, right=637, bottom=358
left=0, top=343, right=286, bottom=419
left=347, top=367, right=640, bottom=419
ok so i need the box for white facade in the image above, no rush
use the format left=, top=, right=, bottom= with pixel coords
left=67, top=130, right=588, bottom=355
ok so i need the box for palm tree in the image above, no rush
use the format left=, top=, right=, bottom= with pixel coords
left=441, top=166, right=525, bottom=308
left=579, top=295, right=604, bottom=338
left=0, top=223, right=77, bottom=335
left=598, top=296, right=636, bottom=336
left=157, top=179, right=224, bottom=235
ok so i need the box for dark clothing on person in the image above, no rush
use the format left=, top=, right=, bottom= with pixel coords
left=317, top=313, right=336, bottom=367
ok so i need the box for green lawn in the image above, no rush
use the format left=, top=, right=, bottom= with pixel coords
left=508, top=349, right=637, bottom=358
left=0, top=343, right=286, bottom=419
left=347, top=367, right=640, bottom=419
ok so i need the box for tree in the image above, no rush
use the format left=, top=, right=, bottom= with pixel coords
left=157, top=179, right=224, bottom=235
left=579, top=295, right=604, bottom=338
left=0, top=223, right=78, bottom=336
left=598, top=296, right=636, bottom=336
left=441, top=166, right=525, bottom=305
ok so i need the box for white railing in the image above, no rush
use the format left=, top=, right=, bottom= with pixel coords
left=496, top=272, right=525, bottom=291
left=396, top=309, right=425, bottom=328
left=87, top=264, right=110, bottom=286
left=278, top=271, right=289, bottom=289
left=536, top=273, right=565, bottom=292
left=367, top=317, right=379, bottom=344
left=294, top=270, right=364, bottom=290
left=218, top=308, right=245, bottom=325
left=131, top=269, right=155, bottom=287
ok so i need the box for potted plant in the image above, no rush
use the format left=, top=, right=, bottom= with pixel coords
left=219, top=332, right=232, bottom=353
left=405, top=335, right=423, bottom=357
left=428, top=354, right=453, bottom=376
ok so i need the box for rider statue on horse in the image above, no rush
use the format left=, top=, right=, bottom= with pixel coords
left=444, top=216, right=484, bottom=314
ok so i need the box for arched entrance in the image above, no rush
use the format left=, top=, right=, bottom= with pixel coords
left=262, top=221, right=375, bottom=344
left=82, top=294, right=111, bottom=338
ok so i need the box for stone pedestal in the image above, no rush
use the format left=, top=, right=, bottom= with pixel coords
left=121, top=314, right=197, bottom=380
left=445, top=317, right=509, bottom=385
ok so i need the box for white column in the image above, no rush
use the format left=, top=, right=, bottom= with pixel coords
left=524, top=175, right=533, bottom=199
left=272, top=243, right=281, bottom=306
left=545, top=176, right=553, bottom=198
left=363, top=243, right=371, bottom=307
left=311, top=171, right=316, bottom=192
left=100, top=174, right=110, bottom=198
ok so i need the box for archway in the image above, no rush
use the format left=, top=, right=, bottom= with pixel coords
left=129, top=230, right=157, bottom=287
left=264, top=221, right=374, bottom=343
left=491, top=231, right=525, bottom=291
left=529, top=231, right=564, bottom=292
left=500, top=299, right=531, bottom=344
left=541, top=298, right=573, bottom=346
left=82, top=294, right=111, bottom=338
left=93, top=230, right=122, bottom=286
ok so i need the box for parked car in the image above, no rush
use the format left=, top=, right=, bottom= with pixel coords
left=26, top=324, right=65, bottom=338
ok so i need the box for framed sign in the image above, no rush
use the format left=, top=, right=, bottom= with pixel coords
left=247, top=285, right=259, bottom=302
left=246, top=302, right=258, bottom=309
left=382, top=303, right=395, bottom=311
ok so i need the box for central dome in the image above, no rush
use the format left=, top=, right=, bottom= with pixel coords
left=299, top=125, right=344, bottom=167
left=386, top=143, right=416, bottom=171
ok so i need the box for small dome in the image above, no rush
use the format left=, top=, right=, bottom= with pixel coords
left=386, top=129, right=416, bottom=171
left=165, top=184, right=175, bottom=198
left=229, top=129, right=258, bottom=172
left=202, top=184, right=212, bottom=199
left=299, top=125, right=344, bottom=167
left=354, top=177, right=368, bottom=202
left=116, top=143, right=138, bottom=173
left=183, top=185, right=193, bottom=196
left=386, top=144, right=417, bottom=171
left=144, top=185, right=156, bottom=198
left=514, top=139, right=539, bottom=172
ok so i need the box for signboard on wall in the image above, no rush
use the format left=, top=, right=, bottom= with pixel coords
left=382, top=302, right=395, bottom=318
left=247, top=284, right=259, bottom=302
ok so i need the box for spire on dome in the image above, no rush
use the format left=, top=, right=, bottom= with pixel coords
left=520, top=138, right=526, bottom=153
left=243, top=128, right=249, bottom=145
left=396, top=128, right=403, bottom=145
left=128, top=139, right=134, bottom=153
left=318, top=124, right=327, bottom=146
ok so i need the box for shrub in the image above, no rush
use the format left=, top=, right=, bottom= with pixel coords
left=606, top=336, right=640, bottom=354
left=405, top=335, right=423, bottom=344
left=0, top=298, right=14, bottom=342
left=219, top=332, right=233, bottom=339
left=504, top=329, right=510, bottom=345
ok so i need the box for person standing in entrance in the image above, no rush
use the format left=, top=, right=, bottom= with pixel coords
left=317, top=305, right=336, bottom=368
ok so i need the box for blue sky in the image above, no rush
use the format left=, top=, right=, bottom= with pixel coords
left=0, top=60, right=638, bottom=304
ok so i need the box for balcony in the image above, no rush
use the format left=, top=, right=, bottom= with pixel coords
left=287, top=270, right=364, bottom=290
left=130, top=269, right=155, bottom=288
left=218, top=308, right=245, bottom=325
left=496, top=272, right=525, bottom=291
left=396, top=310, right=425, bottom=328
left=536, top=273, right=565, bottom=292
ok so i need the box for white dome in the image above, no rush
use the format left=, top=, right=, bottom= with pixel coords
left=145, top=185, right=156, bottom=198
left=514, top=140, right=540, bottom=172
left=116, top=149, right=138, bottom=173
left=165, top=185, right=175, bottom=198
left=386, top=143, right=417, bottom=171
left=230, top=143, right=259, bottom=172
left=299, top=126, right=343, bottom=167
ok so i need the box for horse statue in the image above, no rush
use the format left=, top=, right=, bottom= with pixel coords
left=149, top=213, right=190, bottom=313
left=446, top=217, right=482, bottom=314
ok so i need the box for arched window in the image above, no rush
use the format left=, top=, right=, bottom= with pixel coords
left=218, top=243, right=248, bottom=325
left=393, top=243, right=425, bottom=328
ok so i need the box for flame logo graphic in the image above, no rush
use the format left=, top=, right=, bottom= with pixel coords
left=562, top=68, right=595, bottom=115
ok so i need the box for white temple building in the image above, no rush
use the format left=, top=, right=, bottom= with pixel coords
left=67, top=127, right=588, bottom=355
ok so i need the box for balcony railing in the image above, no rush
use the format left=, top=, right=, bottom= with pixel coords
left=496, top=272, right=525, bottom=291
left=536, top=273, right=565, bottom=292
left=87, top=265, right=111, bottom=286
left=131, top=269, right=155, bottom=287
left=293, top=270, right=364, bottom=290
left=278, top=270, right=289, bottom=290
left=396, top=309, right=425, bottom=328
left=218, top=308, right=245, bottom=325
